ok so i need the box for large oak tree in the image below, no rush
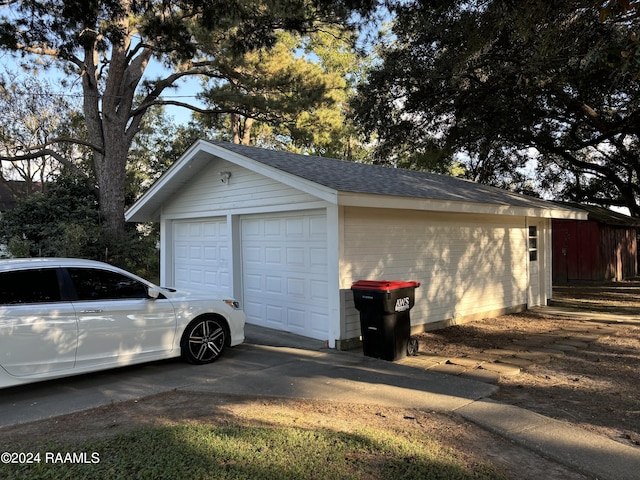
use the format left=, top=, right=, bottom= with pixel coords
left=0, top=0, right=375, bottom=237
left=353, top=0, right=640, bottom=215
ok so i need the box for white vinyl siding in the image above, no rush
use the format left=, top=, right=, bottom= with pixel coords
left=163, top=159, right=321, bottom=217
left=340, top=207, right=529, bottom=339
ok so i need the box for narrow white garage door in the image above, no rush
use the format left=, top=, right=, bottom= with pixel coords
left=241, top=211, right=329, bottom=340
left=173, top=218, right=231, bottom=295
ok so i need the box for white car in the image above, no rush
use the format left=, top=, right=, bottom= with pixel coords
left=0, top=258, right=245, bottom=388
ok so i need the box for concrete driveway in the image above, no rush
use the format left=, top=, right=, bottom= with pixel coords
left=0, top=324, right=496, bottom=428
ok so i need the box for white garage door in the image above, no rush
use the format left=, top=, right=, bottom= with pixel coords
left=241, top=211, right=329, bottom=340
left=173, top=218, right=231, bottom=295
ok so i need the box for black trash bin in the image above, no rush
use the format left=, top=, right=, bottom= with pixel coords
left=351, top=280, right=420, bottom=361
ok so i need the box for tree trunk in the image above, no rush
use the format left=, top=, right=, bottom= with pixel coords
left=241, top=118, right=254, bottom=145
left=94, top=142, right=128, bottom=238
left=231, top=114, right=254, bottom=145
left=79, top=11, right=149, bottom=239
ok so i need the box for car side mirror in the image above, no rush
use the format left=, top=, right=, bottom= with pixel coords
left=147, top=286, right=161, bottom=299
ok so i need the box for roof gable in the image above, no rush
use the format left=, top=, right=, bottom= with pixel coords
left=126, top=139, right=586, bottom=222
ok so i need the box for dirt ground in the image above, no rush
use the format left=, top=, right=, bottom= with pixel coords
left=1, top=282, right=639, bottom=479
left=413, top=281, right=640, bottom=449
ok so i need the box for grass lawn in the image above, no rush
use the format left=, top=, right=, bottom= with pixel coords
left=2, top=421, right=506, bottom=480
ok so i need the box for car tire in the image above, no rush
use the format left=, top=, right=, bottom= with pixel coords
left=181, top=316, right=228, bottom=364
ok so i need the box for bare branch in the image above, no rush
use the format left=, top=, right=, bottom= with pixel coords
left=38, top=136, right=104, bottom=155
left=134, top=99, right=287, bottom=125
left=0, top=149, right=89, bottom=180
left=15, top=43, right=60, bottom=58
left=139, top=99, right=231, bottom=115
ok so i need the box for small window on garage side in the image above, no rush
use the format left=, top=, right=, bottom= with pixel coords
left=528, top=226, right=538, bottom=262
left=0, top=269, right=62, bottom=304
left=68, top=268, right=148, bottom=300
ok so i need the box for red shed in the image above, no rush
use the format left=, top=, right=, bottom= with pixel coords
left=553, top=204, right=640, bottom=284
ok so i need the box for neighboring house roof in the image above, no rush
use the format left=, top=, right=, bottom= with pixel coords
left=554, top=202, right=640, bottom=227
left=126, top=139, right=586, bottom=222
left=0, top=181, right=42, bottom=212
left=0, top=182, right=17, bottom=211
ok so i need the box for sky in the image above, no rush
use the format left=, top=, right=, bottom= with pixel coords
left=0, top=51, right=203, bottom=127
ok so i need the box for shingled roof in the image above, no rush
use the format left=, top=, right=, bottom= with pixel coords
left=127, top=139, right=585, bottom=222
left=205, top=140, right=570, bottom=211
left=554, top=202, right=640, bottom=226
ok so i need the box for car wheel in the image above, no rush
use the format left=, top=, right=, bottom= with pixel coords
left=181, top=316, right=228, bottom=364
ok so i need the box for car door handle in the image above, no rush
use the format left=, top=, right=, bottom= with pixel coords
left=80, top=309, right=103, bottom=314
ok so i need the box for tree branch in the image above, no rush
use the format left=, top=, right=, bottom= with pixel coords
left=0, top=149, right=90, bottom=180
left=42, top=137, right=104, bottom=155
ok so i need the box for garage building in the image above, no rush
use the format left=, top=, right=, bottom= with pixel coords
left=126, top=140, right=585, bottom=349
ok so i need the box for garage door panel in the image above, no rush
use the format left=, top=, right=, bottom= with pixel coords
left=244, top=301, right=262, bottom=324
left=205, top=271, right=220, bottom=285
left=175, top=267, right=189, bottom=284
left=219, top=246, right=229, bottom=262
left=310, top=216, right=327, bottom=238
left=287, top=277, right=306, bottom=297
left=189, top=245, right=201, bottom=260
left=188, top=223, right=202, bottom=236
left=243, top=220, right=262, bottom=237
left=265, top=219, right=282, bottom=236
left=175, top=245, right=188, bottom=259
left=310, top=248, right=328, bottom=272
left=310, top=279, right=328, bottom=301
left=266, top=304, right=284, bottom=325
left=244, top=246, right=262, bottom=263
left=265, top=247, right=282, bottom=264
left=175, top=222, right=189, bottom=236
left=311, top=310, right=328, bottom=331
left=287, top=308, right=305, bottom=329
left=265, top=275, right=283, bottom=294
left=285, top=218, right=304, bottom=237
left=173, top=218, right=230, bottom=295
left=189, top=268, right=206, bottom=284
left=286, top=247, right=305, bottom=267
left=244, top=274, right=262, bottom=293
left=241, top=211, right=329, bottom=340
left=203, top=246, right=218, bottom=261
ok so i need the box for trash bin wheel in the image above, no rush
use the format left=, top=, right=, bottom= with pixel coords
left=407, top=337, right=419, bottom=356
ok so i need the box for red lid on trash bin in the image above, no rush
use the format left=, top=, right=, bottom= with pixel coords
left=351, top=280, right=420, bottom=291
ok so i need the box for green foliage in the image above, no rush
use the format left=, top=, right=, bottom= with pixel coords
left=353, top=0, right=640, bottom=214
left=103, top=225, right=160, bottom=282
left=0, top=175, right=100, bottom=257
left=198, top=28, right=371, bottom=159
left=6, top=236, right=32, bottom=258
left=0, top=174, right=159, bottom=278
